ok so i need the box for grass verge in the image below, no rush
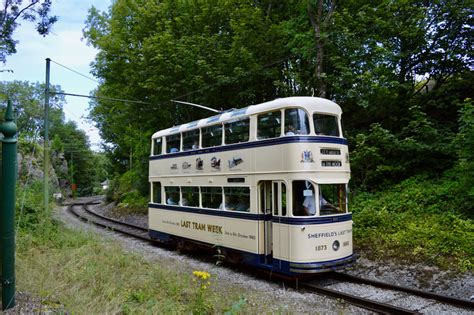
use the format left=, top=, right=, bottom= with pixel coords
left=16, top=221, right=259, bottom=314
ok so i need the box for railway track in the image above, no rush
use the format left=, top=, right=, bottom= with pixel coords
left=67, top=202, right=151, bottom=242
left=66, top=201, right=474, bottom=314
left=299, top=272, right=474, bottom=314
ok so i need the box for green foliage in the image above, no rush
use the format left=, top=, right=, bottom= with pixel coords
left=1, top=81, right=106, bottom=196
left=353, top=176, right=473, bottom=271
left=452, top=98, right=474, bottom=211
left=0, top=1, right=57, bottom=63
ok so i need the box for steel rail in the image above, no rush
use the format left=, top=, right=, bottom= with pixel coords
left=67, top=204, right=152, bottom=243
left=298, top=281, right=419, bottom=314
left=82, top=204, right=148, bottom=232
left=332, top=272, right=474, bottom=310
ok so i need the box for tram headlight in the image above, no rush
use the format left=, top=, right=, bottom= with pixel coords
left=332, top=240, right=340, bottom=251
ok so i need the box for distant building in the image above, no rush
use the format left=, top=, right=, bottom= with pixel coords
left=101, top=179, right=109, bottom=190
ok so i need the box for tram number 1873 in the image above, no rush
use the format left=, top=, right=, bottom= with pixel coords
left=315, top=245, right=327, bottom=251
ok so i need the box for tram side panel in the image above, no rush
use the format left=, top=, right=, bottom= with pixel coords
left=289, top=220, right=353, bottom=264
left=149, top=206, right=261, bottom=257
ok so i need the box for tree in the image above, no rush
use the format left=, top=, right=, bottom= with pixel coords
left=0, top=80, right=64, bottom=139
left=1, top=80, right=104, bottom=196
left=0, top=0, right=57, bottom=63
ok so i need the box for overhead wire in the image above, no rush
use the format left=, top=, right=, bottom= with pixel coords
left=48, top=53, right=291, bottom=112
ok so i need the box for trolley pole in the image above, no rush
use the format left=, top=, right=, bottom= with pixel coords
left=0, top=99, right=18, bottom=310
left=44, top=58, right=50, bottom=213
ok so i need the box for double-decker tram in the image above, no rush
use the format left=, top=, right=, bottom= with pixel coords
left=148, top=97, right=354, bottom=275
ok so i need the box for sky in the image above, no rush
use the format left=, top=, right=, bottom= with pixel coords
left=1, top=0, right=112, bottom=151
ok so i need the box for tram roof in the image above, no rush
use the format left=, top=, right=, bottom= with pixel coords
left=152, top=97, right=342, bottom=138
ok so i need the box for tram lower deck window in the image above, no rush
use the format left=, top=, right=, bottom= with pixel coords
left=201, top=187, right=222, bottom=209
left=224, top=187, right=250, bottom=212
left=319, top=184, right=347, bottom=215
left=292, top=181, right=316, bottom=216
left=165, top=186, right=180, bottom=205
left=181, top=186, right=199, bottom=207
left=152, top=182, right=162, bottom=204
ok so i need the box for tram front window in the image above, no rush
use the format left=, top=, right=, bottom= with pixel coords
left=313, top=113, right=339, bottom=136
left=319, top=184, right=347, bottom=215
left=285, top=108, right=309, bottom=135
left=292, top=180, right=316, bottom=216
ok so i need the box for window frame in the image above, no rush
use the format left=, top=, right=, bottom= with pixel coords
left=224, top=117, right=250, bottom=145
left=313, top=113, right=340, bottom=137
left=257, top=110, right=282, bottom=140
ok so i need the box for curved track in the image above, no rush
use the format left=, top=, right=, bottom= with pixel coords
left=67, top=200, right=474, bottom=314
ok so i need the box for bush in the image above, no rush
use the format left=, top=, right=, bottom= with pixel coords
left=352, top=175, right=473, bottom=271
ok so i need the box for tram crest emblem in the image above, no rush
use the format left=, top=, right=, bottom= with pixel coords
left=211, top=157, right=221, bottom=169
left=196, top=158, right=203, bottom=170
left=301, top=150, right=314, bottom=163
left=228, top=157, right=243, bottom=169
left=182, top=161, right=191, bottom=169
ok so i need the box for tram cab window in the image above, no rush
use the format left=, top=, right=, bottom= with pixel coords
left=224, top=118, right=250, bottom=144
left=257, top=110, right=281, bottom=139
left=201, top=187, right=222, bottom=209
left=313, top=114, right=340, bottom=137
left=182, top=129, right=200, bottom=151
left=153, top=138, right=163, bottom=155
left=223, top=187, right=250, bottom=212
left=165, top=186, right=180, bottom=205
left=285, top=108, right=309, bottom=135
left=319, top=184, right=347, bottom=215
left=292, top=180, right=316, bottom=216
left=166, top=134, right=181, bottom=153
left=181, top=186, right=199, bottom=207
left=202, top=125, right=222, bottom=148
left=152, top=182, right=162, bottom=204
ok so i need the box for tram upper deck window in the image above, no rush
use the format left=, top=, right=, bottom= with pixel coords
left=292, top=180, right=316, bottom=216
left=201, top=187, right=222, bottom=209
left=313, top=113, right=340, bottom=136
left=225, top=118, right=250, bottom=144
left=202, top=124, right=222, bottom=148
left=319, top=184, right=347, bottom=215
left=165, top=186, right=180, bottom=205
left=181, top=186, right=199, bottom=207
left=285, top=108, right=309, bottom=135
left=152, top=182, right=162, bottom=204
left=153, top=138, right=163, bottom=155
left=166, top=134, right=181, bottom=153
left=223, top=187, right=250, bottom=212
left=182, top=129, right=200, bottom=151
left=257, top=110, right=281, bottom=139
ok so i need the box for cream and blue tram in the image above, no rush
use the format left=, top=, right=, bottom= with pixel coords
left=148, top=97, right=354, bottom=275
